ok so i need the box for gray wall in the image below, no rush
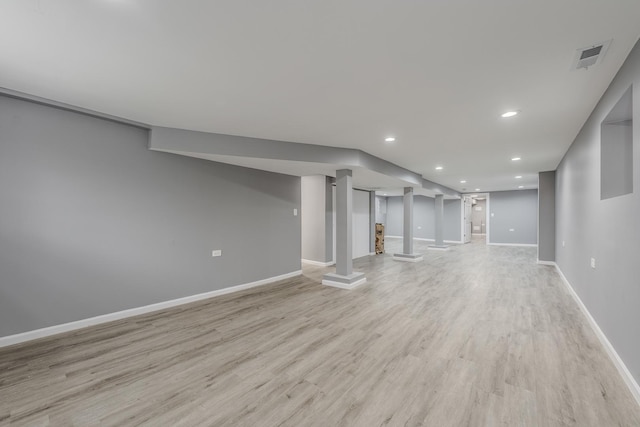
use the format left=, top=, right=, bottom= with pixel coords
left=444, top=199, right=462, bottom=242
left=413, top=196, right=436, bottom=239
left=0, top=95, right=301, bottom=337
left=538, top=171, right=556, bottom=262
left=301, top=175, right=332, bottom=263
left=385, top=195, right=461, bottom=242
left=489, top=190, right=538, bottom=245
left=556, top=40, right=640, bottom=385
left=375, top=196, right=387, bottom=225
left=385, top=196, right=404, bottom=236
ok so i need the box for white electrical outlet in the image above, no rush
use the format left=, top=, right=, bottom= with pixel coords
left=212, top=250, right=222, bottom=257
left=590, top=257, right=596, bottom=269
left=293, top=208, right=298, bottom=216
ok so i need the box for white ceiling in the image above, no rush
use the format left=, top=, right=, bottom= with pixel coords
left=1, top=0, right=639, bottom=192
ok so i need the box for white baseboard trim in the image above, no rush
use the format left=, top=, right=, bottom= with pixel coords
left=487, top=243, right=538, bottom=248
left=386, top=236, right=462, bottom=244
left=322, top=277, right=367, bottom=289
left=554, top=264, right=640, bottom=406
left=393, top=255, right=424, bottom=262
left=537, top=260, right=556, bottom=266
left=301, top=258, right=335, bottom=267
left=0, top=270, right=302, bottom=349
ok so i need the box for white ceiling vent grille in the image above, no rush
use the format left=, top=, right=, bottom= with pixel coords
left=572, top=40, right=612, bottom=70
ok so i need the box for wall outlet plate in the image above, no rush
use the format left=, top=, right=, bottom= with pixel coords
left=212, top=250, right=222, bottom=257
left=293, top=208, right=298, bottom=216
left=590, top=257, right=596, bottom=269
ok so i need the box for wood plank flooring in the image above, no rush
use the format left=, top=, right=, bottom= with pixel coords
left=1, top=237, right=639, bottom=426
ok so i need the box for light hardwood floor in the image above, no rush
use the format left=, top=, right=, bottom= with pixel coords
left=1, top=237, right=639, bottom=426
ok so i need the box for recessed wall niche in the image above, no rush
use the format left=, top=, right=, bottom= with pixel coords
left=601, top=85, right=633, bottom=200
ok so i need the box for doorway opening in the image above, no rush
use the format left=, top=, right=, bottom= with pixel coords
left=462, top=193, right=490, bottom=244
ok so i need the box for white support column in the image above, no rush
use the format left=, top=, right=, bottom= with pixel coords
left=393, top=187, right=423, bottom=262
left=322, top=170, right=366, bottom=289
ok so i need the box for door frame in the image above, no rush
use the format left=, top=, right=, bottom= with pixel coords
left=461, top=193, right=491, bottom=244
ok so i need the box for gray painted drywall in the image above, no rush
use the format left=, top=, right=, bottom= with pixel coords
left=556, top=39, right=640, bottom=385
left=301, top=175, right=332, bottom=263
left=0, top=95, right=301, bottom=337
left=489, top=190, right=538, bottom=245
left=150, top=127, right=460, bottom=197
left=385, top=197, right=404, bottom=236
left=369, top=191, right=375, bottom=254
left=444, top=199, right=462, bottom=242
left=325, top=178, right=334, bottom=262
left=413, top=196, right=436, bottom=239
left=151, top=127, right=425, bottom=188
left=375, top=196, right=387, bottom=225
left=402, top=188, right=414, bottom=254
left=471, top=199, right=487, bottom=234
left=434, top=195, right=444, bottom=246
left=538, top=172, right=556, bottom=262
left=334, top=170, right=354, bottom=276
left=385, top=196, right=461, bottom=242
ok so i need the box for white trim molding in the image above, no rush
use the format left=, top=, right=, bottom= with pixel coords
left=554, top=264, right=640, bottom=406
left=537, top=260, right=556, bottom=266
left=301, top=258, right=335, bottom=267
left=386, top=236, right=462, bottom=245
left=393, top=255, right=424, bottom=262
left=487, top=243, right=538, bottom=248
left=0, top=270, right=302, bottom=349
left=322, top=277, right=367, bottom=289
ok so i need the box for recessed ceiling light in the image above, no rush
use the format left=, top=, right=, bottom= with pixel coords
left=435, top=166, right=443, bottom=170
left=385, top=137, right=396, bottom=142
left=501, top=111, right=519, bottom=118
left=475, top=188, right=480, bottom=191
left=460, top=180, right=467, bottom=183
left=383, top=193, right=387, bottom=196
left=518, top=186, right=524, bottom=189
left=511, top=157, right=521, bottom=161
left=515, top=175, right=522, bottom=179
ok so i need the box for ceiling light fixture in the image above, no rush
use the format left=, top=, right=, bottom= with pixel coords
left=385, top=137, right=396, bottom=142
left=475, top=188, right=480, bottom=191
left=515, top=175, right=522, bottom=179
left=501, top=111, right=519, bottom=118
left=435, top=166, right=443, bottom=170
left=460, top=180, right=467, bottom=183
left=518, top=186, right=524, bottom=189
left=511, top=157, right=521, bottom=161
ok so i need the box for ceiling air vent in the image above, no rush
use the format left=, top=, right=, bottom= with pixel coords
left=572, top=40, right=612, bottom=70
